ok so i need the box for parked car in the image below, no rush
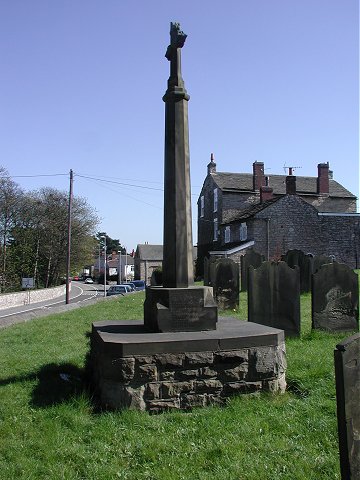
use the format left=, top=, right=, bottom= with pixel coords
left=131, top=280, right=146, bottom=291
left=73, top=276, right=80, bottom=281
left=84, top=277, right=94, bottom=284
left=107, top=285, right=128, bottom=296
left=122, top=282, right=136, bottom=291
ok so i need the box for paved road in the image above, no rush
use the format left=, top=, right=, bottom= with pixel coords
left=0, top=281, right=109, bottom=329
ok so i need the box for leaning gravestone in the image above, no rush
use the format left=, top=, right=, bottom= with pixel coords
left=334, top=333, right=360, bottom=479
left=248, top=261, right=300, bottom=337
left=312, top=263, right=359, bottom=331
left=212, top=258, right=239, bottom=310
left=240, top=249, right=264, bottom=292
left=282, top=249, right=313, bottom=293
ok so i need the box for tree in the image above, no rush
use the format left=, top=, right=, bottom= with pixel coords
left=0, top=167, right=24, bottom=291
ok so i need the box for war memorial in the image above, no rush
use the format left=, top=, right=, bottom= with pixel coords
left=88, top=23, right=286, bottom=412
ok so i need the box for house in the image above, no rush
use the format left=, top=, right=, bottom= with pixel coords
left=93, top=252, right=134, bottom=282
left=135, top=244, right=198, bottom=284
left=197, top=155, right=359, bottom=272
left=134, top=244, right=163, bottom=285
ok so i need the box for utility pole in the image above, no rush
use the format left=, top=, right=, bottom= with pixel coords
left=101, top=235, right=107, bottom=297
left=65, top=169, right=73, bottom=304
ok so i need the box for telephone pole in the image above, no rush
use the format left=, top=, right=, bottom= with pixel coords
left=65, top=169, right=73, bottom=304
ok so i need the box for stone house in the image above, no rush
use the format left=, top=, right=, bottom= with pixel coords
left=135, top=244, right=198, bottom=284
left=134, top=245, right=163, bottom=285
left=197, top=155, right=359, bottom=272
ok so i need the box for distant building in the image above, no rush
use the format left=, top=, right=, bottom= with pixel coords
left=197, top=156, right=359, bottom=273
left=94, top=252, right=134, bottom=282
left=135, top=244, right=198, bottom=284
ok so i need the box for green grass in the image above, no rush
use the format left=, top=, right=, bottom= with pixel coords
left=0, top=287, right=358, bottom=480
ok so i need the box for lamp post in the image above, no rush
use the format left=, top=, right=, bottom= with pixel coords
left=118, top=250, right=122, bottom=284
left=100, top=235, right=107, bottom=297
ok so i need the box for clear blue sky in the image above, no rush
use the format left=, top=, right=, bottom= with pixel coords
left=1, top=0, right=358, bottom=252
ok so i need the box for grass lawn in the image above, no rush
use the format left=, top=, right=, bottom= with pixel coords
left=0, top=286, right=358, bottom=480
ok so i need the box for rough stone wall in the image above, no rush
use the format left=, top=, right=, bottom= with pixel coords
left=319, top=215, right=360, bottom=269
left=136, top=260, right=163, bottom=284
left=90, top=345, right=286, bottom=412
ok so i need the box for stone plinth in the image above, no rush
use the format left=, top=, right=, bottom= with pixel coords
left=88, top=317, right=286, bottom=412
left=144, top=286, right=217, bottom=333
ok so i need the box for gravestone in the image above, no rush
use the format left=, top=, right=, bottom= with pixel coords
left=203, top=256, right=219, bottom=287
left=248, top=261, right=300, bottom=337
left=282, top=249, right=313, bottom=293
left=312, top=263, right=359, bottom=331
left=212, top=258, right=239, bottom=310
left=313, top=254, right=335, bottom=274
left=240, top=249, right=264, bottom=292
left=334, top=333, right=360, bottom=479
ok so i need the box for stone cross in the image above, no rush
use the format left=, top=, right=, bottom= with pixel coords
left=162, top=22, right=193, bottom=288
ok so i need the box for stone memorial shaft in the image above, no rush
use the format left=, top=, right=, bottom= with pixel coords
left=162, top=22, right=193, bottom=288
left=143, top=22, right=217, bottom=332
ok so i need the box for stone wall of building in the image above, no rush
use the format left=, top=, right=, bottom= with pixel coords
left=90, top=344, right=286, bottom=412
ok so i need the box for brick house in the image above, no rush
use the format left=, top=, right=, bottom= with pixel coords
left=197, top=155, right=359, bottom=272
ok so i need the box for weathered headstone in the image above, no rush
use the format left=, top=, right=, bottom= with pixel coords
left=248, top=261, right=300, bottom=337
left=282, top=249, right=313, bottom=293
left=313, top=254, right=335, bottom=274
left=212, top=258, right=239, bottom=310
left=334, top=333, right=360, bottom=479
left=240, top=249, right=264, bottom=292
left=203, top=255, right=219, bottom=287
left=312, top=263, right=359, bottom=331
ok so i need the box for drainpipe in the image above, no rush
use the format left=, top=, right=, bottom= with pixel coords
left=266, top=218, right=270, bottom=260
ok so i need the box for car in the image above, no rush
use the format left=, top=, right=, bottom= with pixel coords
left=84, top=277, right=94, bottom=284
left=73, top=276, right=80, bottom=281
left=131, top=280, right=146, bottom=290
left=122, top=282, right=136, bottom=291
left=106, top=285, right=128, bottom=296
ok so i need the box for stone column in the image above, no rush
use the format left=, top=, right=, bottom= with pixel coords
left=144, top=23, right=217, bottom=333
left=162, top=23, right=193, bottom=288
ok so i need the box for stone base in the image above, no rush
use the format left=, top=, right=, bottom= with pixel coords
left=144, top=285, right=217, bottom=332
left=88, top=317, right=286, bottom=412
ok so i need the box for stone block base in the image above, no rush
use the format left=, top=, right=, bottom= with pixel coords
left=88, top=318, right=286, bottom=412
left=144, top=285, right=217, bottom=332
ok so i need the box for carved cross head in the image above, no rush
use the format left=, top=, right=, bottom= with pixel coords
left=165, top=22, right=187, bottom=60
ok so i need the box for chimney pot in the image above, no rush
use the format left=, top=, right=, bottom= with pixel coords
left=286, top=175, right=297, bottom=195
left=253, top=161, right=265, bottom=191
left=317, top=163, right=329, bottom=194
left=260, top=185, right=273, bottom=203
left=207, top=153, right=217, bottom=175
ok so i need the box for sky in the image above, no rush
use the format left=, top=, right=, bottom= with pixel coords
left=0, top=0, right=358, bottom=252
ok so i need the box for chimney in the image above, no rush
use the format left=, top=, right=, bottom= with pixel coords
left=260, top=184, right=273, bottom=203
left=207, top=153, right=217, bottom=175
left=253, top=161, right=265, bottom=191
left=317, top=162, right=329, bottom=194
left=286, top=175, right=297, bottom=195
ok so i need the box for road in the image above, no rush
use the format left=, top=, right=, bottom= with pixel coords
left=0, top=281, right=109, bottom=328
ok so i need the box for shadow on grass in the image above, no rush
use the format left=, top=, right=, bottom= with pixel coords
left=0, top=362, right=90, bottom=408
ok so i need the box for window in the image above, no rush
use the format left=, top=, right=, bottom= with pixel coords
left=200, top=195, right=204, bottom=217
left=213, top=188, right=218, bottom=212
left=213, top=218, right=218, bottom=241
left=225, top=226, right=230, bottom=243
left=240, top=222, right=248, bottom=241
